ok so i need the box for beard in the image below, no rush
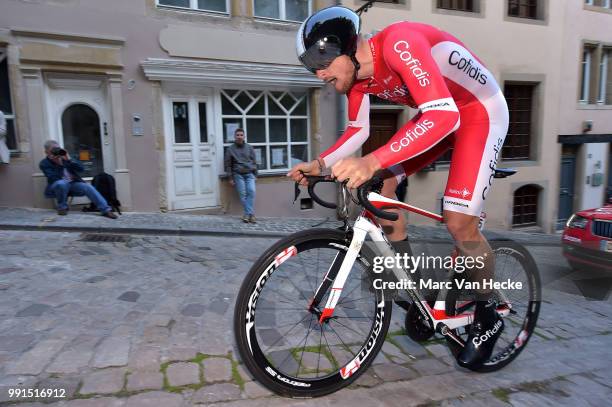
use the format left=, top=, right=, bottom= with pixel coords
left=336, top=78, right=354, bottom=94
left=335, top=73, right=356, bottom=94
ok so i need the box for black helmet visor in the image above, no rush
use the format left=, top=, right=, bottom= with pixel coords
left=298, top=41, right=342, bottom=73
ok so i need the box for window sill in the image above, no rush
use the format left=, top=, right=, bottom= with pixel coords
left=584, top=5, right=612, bottom=14
left=358, top=0, right=410, bottom=11
left=8, top=150, right=28, bottom=161
left=432, top=8, right=484, bottom=19
left=499, top=159, right=538, bottom=167
left=220, top=172, right=290, bottom=179
left=433, top=163, right=450, bottom=171
left=370, top=104, right=405, bottom=111
left=504, top=15, right=547, bottom=26
left=253, top=16, right=303, bottom=26
left=428, top=160, right=537, bottom=170
left=576, top=103, right=612, bottom=110
left=156, top=5, right=230, bottom=18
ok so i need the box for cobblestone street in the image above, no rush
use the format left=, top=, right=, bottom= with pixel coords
left=0, top=212, right=611, bottom=406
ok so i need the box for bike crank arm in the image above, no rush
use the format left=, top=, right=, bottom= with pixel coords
left=436, top=322, right=465, bottom=348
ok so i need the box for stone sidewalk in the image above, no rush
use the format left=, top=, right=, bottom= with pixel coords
left=0, top=229, right=610, bottom=406
left=0, top=207, right=561, bottom=246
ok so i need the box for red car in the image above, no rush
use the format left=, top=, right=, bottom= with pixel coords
left=562, top=200, right=612, bottom=271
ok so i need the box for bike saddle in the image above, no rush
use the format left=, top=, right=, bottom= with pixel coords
left=493, top=168, right=517, bottom=178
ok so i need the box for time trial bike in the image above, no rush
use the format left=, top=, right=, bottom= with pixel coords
left=234, top=171, right=541, bottom=398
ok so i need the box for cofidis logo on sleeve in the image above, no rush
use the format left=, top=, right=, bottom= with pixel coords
left=390, top=120, right=434, bottom=152
left=393, top=40, right=431, bottom=87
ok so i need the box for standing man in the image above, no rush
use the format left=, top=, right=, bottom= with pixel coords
left=39, top=140, right=117, bottom=219
left=225, top=128, right=258, bottom=223
left=288, top=6, right=510, bottom=369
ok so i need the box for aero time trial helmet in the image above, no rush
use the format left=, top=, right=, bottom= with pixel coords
left=296, top=6, right=361, bottom=73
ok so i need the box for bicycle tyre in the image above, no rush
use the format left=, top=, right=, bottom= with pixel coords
left=234, top=228, right=392, bottom=398
left=445, top=239, right=541, bottom=372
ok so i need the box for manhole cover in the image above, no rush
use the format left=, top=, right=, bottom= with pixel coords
left=79, top=233, right=131, bottom=243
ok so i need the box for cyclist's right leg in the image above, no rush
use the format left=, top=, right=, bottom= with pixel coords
left=379, top=135, right=455, bottom=242
left=378, top=175, right=405, bottom=241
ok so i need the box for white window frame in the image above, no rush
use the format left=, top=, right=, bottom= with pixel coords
left=253, top=0, right=313, bottom=23
left=221, top=89, right=310, bottom=174
left=581, top=47, right=592, bottom=103
left=598, top=50, right=608, bottom=104
left=0, top=50, right=17, bottom=152
left=156, top=0, right=229, bottom=15
left=436, top=0, right=479, bottom=13
left=587, top=0, right=612, bottom=7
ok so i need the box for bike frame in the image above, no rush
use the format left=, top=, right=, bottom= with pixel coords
left=312, top=191, right=511, bottom=343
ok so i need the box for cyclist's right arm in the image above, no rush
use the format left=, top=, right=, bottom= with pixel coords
left=319, top=88, right=370, bottom=168
left=287, top=88, right=369, bottom=182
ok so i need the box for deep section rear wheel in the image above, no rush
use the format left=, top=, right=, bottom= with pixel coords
left=445, top=239, right=541, bottom=372
left=234, top=229, right=392, bottom=398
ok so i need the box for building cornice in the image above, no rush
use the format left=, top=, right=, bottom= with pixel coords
left=141, top=58, right=324, bottom=88
left=11, top=28, right=125, bottom=46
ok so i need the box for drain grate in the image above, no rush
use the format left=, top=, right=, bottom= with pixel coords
left=79, top=233, right=131, bottom=243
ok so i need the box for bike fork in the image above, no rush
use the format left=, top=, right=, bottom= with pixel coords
left=316, top=221, right=370, bottom=324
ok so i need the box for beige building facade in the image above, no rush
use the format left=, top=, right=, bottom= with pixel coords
left=0, top=0, right=339, bottom=218
left=1, top=0, right=611, bottom=232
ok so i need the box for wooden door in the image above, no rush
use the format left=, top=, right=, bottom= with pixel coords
left=361, top=111, right=398, bottom=156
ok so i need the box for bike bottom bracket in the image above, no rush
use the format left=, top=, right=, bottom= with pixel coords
left=404, top=303, right=434, bottom=342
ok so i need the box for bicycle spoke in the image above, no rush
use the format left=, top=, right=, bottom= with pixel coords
left=326, top=322, right=357, bottom=362
left=335, top=279, right=363, bottom=304
left=261, top=313, right=312, bottom=354
left=317, top=325, right=323, bottom=376
left=337, top=296, right=371, bottom=306
left=321, top=325, right=340, bottom=373
left=314, top=247, right=321, bottom=293
left=331, top=317, right=368, bottom=338
left=265, top=288, right=307, bottom=307
left=295, top=316, right=315, bottom=377
left=298, top=250, right=316, bottom=293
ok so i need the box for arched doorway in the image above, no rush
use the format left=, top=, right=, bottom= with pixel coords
left=61, top=104, right=103, bottom=178
left=513, top=184, right=541, bottom=227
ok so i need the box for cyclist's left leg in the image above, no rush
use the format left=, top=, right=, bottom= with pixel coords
left=441, top=94, right=509, bottom=369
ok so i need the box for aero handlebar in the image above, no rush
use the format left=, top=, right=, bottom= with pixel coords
left=357, top=176, right=399, bottom=221
left=305, top=176, right=337, bottom=209
left=300, top=175, right=399, bottom=221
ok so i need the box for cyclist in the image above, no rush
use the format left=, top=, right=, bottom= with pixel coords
left=287, top=6, right=509, bottom=369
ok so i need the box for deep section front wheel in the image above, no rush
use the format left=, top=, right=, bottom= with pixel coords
left=234, top=228, right=392, bottom=398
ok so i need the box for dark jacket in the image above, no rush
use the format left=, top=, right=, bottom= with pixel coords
left=39, top=156, right=84, bottom=197
left=224, top=142, right=258, bottom=176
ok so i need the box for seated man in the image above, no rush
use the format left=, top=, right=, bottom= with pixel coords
left=39, top=140, right=117, bottom=219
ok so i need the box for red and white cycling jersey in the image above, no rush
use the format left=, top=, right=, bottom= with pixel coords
left=319, top=22, right=509, bottom=216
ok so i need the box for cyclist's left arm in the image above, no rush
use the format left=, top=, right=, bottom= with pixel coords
left=370, top=29, right=460, bottom=169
